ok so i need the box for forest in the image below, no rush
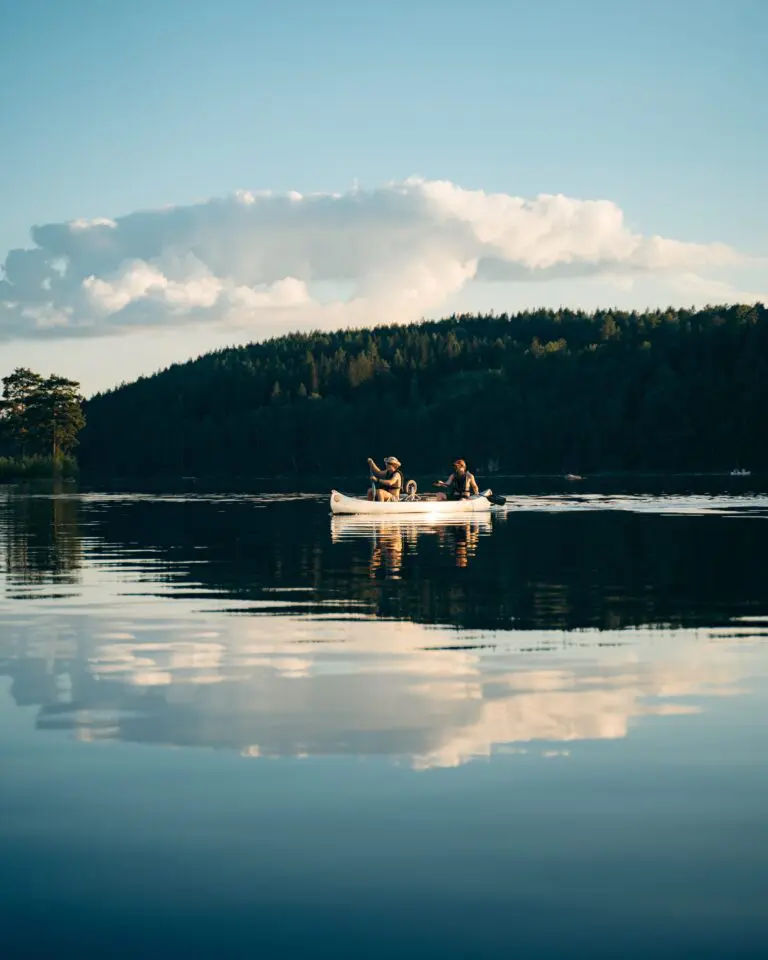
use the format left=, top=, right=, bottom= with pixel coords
left=78, top=304, right=768, bottom=479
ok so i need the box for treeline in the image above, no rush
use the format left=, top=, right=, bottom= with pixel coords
left=79, top=304, right=768, bottom=477
left=0, top=455, right=79, bottom=481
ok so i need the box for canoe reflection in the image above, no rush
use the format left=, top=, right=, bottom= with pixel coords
left=331, top=516, right=492, bottom=577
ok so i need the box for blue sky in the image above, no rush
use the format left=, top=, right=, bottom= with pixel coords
left=1, top=0, right=766, bottom=393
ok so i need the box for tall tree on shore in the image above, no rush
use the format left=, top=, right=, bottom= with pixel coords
left=0, top=368, right=86, bottom=458
left=0, top=368, right=44, bottom=456
left=28, top=375, right=87, bottom=457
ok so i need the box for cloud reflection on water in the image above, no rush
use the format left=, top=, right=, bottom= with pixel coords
left=0, top=606, right=758, bottom=770
left=1, top=489, right=767, bottom=770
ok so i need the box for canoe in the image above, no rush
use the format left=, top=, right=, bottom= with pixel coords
left=330, top=489, right=493, bottom=515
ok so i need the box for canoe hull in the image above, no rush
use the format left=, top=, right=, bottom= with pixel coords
left=330, top=490, right=492, bottom=515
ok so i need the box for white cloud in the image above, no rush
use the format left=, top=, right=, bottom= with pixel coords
left=19, top=303, right=73, bottom=330
left=83, top=257, right=226, bottom=315
left=0, top=177, right=763, bottom=342
left=229, top=277, right=311, bottom=310
left=70, top=217, right=118, bottom=231
left=671, top=271, right=768, bottom=304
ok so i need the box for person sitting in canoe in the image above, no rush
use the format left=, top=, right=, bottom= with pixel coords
left=367, top=456, right=404, bottom=501
left=434, top=459, right=479, bottom=500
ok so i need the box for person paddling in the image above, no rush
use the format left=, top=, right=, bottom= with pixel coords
left=367, top=456, right=404, bottom=502
left=434, top=459, right=479, bottom=500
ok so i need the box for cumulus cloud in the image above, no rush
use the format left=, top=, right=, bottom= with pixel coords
left=0, top=177, right=761, bottom=340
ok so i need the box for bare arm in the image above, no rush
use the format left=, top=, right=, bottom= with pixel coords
left=468, top=473, right=479, bottom=495
left=368, top=458, right=385, bottom=478
left=435, top=473, right=455, bottom=488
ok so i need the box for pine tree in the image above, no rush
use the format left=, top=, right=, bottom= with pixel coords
left=0, top=368, right=44, bottom=455
left=26, top=375, right=86, bottom=457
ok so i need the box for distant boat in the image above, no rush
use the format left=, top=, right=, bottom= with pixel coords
left=565, top=473, right=584, bottom=481
left=730, top=468, right=751, bottom=476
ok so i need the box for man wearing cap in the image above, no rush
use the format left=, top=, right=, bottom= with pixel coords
left=367, top=456, right=404, bottom=501
left=435, top=459, right=479, bottom=500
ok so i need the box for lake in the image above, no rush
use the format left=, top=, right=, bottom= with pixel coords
left=1, top=483, right=767, bottom=958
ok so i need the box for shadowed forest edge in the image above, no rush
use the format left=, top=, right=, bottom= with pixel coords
left=2, top=304, right=766, bottom=479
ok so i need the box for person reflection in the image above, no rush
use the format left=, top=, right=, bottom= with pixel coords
left=332, top=516, right=487, bottom=580
left=437, top=520, right=482, bottom=568
left=369, top=523, right=405, bottom=579
left=454, top=521, right=481, bottom=568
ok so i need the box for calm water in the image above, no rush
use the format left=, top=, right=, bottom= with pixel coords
left=1, top=485, right=767, bottom=958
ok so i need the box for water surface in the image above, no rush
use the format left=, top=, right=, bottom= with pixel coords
left=1, top=486, right=767, bottom=957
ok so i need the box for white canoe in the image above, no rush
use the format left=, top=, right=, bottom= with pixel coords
left=330, top=489, right=492, bottom=515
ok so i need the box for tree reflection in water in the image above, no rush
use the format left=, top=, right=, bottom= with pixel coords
left=0, top=485, right=82, bottom=591
left=1, top=491, right=768, bottom=765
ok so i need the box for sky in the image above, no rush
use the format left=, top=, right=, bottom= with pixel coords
left=1, top=0, right=766, bottom=396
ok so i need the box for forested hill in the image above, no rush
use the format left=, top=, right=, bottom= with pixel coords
left=79, top=304, right=768, bottom=478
